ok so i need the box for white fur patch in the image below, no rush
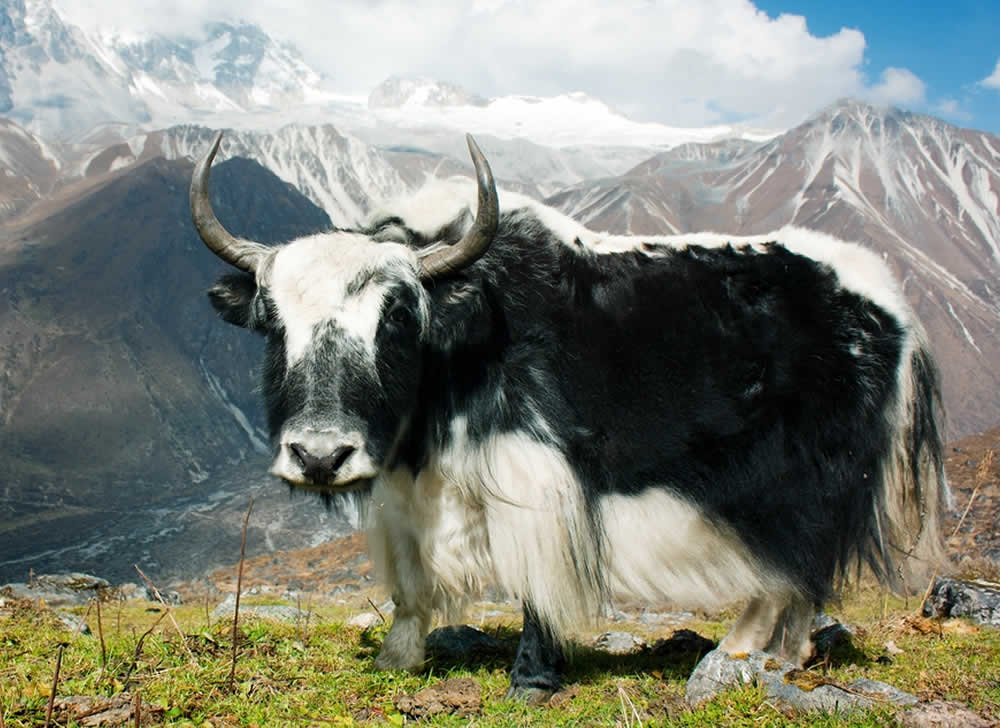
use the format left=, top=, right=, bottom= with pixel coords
left=600, top=489, right=790, bottom=609
left=267, top=233, right=418, bottom=365
left=373, top=178, right=910, bottom=330
left=368, top=419, right=792, bottom=644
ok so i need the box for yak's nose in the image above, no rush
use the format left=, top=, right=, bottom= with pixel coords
left=289, top=442, right=357, bottom=484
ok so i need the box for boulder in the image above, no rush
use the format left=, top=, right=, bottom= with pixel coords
left=686, top=648, right=918, bottom=713
left=922, top=577, right=1000, bottom=626
left=592, top=631, right=647, bottom=655
left=2, top=573, right=111, bottom=607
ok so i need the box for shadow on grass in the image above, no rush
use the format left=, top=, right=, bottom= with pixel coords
left=408, top=622, right=876, bottom=686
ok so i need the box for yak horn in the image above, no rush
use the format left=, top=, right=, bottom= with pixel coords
left=190, top=131, right=270, bottom=273
left=417, top=134, right=499, bottom=279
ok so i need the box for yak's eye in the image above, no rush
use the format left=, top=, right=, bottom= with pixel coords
left=388, top=306, right=413, bottom=328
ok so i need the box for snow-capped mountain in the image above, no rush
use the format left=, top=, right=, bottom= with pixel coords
left=0, top=0, right=779, bottom=175
left=549, top=100, right=1000, bottom=438
left=0, top=0, right=336, bottom=142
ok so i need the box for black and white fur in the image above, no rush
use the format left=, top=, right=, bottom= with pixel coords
left=207, top=174, right=949, bottom=700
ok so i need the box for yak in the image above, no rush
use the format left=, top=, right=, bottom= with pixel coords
left=191, top=131, right=948, bottom=701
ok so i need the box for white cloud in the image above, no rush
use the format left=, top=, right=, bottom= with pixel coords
left=933, top=98, right=973, bottom=122
left=867, top=67, right=926, bottom=106
left=52, top=0, right=920, bottom=129
left=980, top=58, right=1000, bottom=90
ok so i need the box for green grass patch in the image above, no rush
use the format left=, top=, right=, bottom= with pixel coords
left=1, top=590, right=998, bottom=727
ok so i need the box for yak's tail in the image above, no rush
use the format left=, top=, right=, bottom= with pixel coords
left=874, top=323, right=952, bottom=592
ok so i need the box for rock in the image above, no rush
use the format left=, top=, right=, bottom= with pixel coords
left=115, top=583, right=152, bottom=602
left=922, top=577, right=1000, bottom=626
left=54, top=693, right=164, bottom=726
left=638, top=609, right=695, bottom=626
left=347, top=612, right=381, bottom=630
left=211, top=594, right=312, bottom=622
left=211, top=593, right=237, bottom=618
left=847, top=678, right=919, bottom=706
left=426, top=625, right=505, bottom=661
left=2, top=572, right=111, bottom=607
left=57, top=612, right=91, bottom=635
left=686, top=649, right=918, bottom=713
left=592, top=631, right=647, bottom=655
left=394, top=677, right=482, bottom=718
left=37, top=573, right=111, bottom=592
left=900, top=700, right=997, bottom=728
left=685, top=649, right=757, bottom=706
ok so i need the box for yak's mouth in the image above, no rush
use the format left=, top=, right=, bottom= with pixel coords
left=278, top=474, right=375, bottom=495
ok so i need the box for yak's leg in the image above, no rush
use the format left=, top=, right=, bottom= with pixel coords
left=506, top=602, right=564, bottom=703
left=373, top=528, right=431, bottom=672
left=764, top=595, right=815, bottom=667
left=718, top=596, right=782, bottom=656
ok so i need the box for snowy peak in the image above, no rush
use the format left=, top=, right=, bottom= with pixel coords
left=369, top=77, right=487, bottom=109
left=0, top=0, right=334, bottom=140
left=110, top=21, right=324, bottom=107
left=365, top=76, right=777, bottom=150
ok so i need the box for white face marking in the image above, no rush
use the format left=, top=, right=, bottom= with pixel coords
left=267, top=232, right=419, bottom=366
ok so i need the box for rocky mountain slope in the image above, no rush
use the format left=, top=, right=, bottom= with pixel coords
left=0, top=154, right=355, bottom=583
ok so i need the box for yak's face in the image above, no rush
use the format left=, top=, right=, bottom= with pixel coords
left=191, top=132, right=497, bottom=492
left=210, top=234, right=429, bottom=492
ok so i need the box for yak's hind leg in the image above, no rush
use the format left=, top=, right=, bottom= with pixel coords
left=765, top=595, right=815, bottom=666
left=718, top=594, right=816, bottom=666
left=506, top=602, right=565, bottom=703
left=718, top=596, right=782, bottom=657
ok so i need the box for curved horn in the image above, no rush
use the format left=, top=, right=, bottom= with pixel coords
left=417, top=134, right=499, bottom=279
left=190, top=131, right=269, bottom=273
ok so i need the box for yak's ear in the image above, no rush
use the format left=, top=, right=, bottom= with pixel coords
left=425, top=280, right=496, bottom=353
left=208, top=272, right=259, bottom=329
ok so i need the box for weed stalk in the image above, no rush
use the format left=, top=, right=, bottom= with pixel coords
left=229, top=496, right=254, bottom=692
left=43, top=643, right=65, bottom=728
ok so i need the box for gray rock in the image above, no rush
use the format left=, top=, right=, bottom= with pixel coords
left=900, top=700, right=996, bottom=728
left=347, top=612, right=381, bottom=630
left=116, top=583, right=153, bottom=601
left=2, top=572, right=111, bottom=607
left=426, top=625, right=505, bottom=661
left=211, top=593, right=237, bottom=618
left=592, top=631, right=647, bottom=655
left=686, top=649, right=918, bottom=713
left=56, top=612, right=91, bottom=635
left=922, top=577, right=1000, bottom=626
left=36, top=574, right=111, bottom=592
left=848, top=678, right=919, bottom=706
left=638, top=609, right=695, bottom=626
left=211, top=594, right=311, bottom=622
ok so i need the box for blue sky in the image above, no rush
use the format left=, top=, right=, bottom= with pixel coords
left=58, top=0, right=1000, bottom=134
left=756, top=0, right=1000, bottom=132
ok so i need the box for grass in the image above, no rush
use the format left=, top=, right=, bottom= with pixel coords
left=1, top=583, right=998, bottom=727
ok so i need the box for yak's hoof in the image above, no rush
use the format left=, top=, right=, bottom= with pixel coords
left=505, top=685, right=555, bottom=705
left=373, top=653, right=424, bottom=673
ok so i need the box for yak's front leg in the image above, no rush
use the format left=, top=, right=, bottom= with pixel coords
left=372, top=520, right=432, bottom=672
left=506, top=602, right=565, bottom=703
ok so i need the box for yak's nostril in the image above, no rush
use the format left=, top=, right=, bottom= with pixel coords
left=289, top=442, right=356, bottom=483
left=289, top=442, right=313, bottom=468
left=330, top=445, right=356, bottom=473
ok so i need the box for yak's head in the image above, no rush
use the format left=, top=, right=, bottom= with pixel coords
left=191, top=132, right=498, bottom=493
